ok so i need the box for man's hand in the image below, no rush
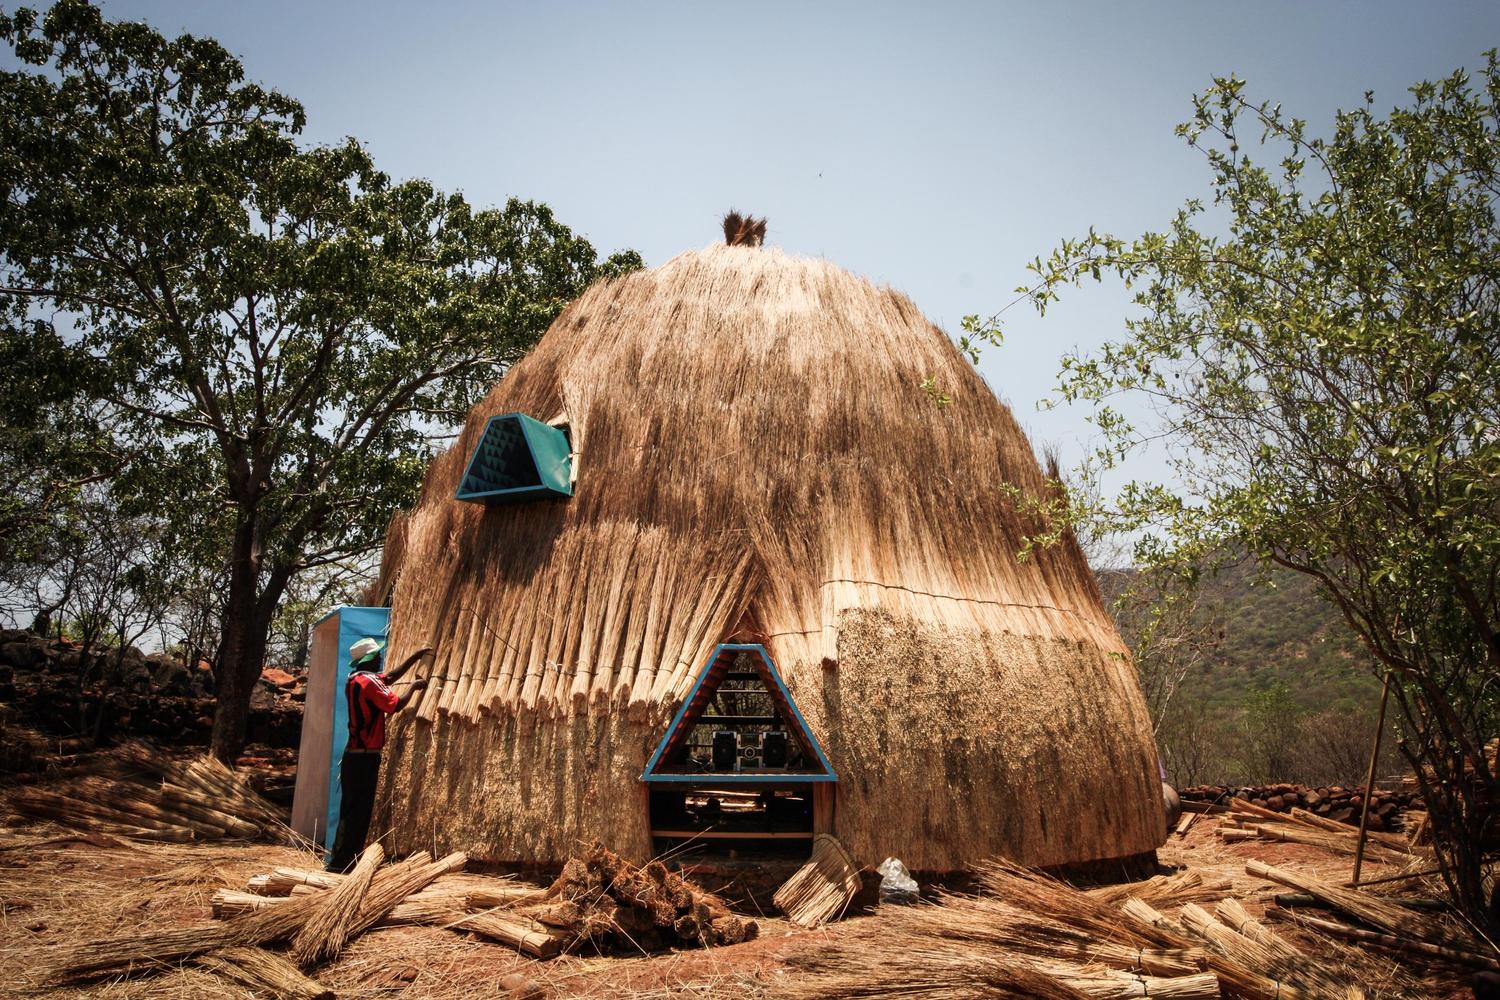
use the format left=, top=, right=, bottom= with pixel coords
left=394, top=676, right=430, bottom=711
left=388, top=644, right=437, bottom=682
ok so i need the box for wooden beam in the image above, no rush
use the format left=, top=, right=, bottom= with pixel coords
left=813, top=783, right=835, bottom=835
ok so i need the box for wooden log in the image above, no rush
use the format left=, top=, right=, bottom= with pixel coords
left=1229, top=797, right=1311, bottom=825
left=1180, top=800, right=1230, bottom=814
left=193, top=947, right=333, bottom=1000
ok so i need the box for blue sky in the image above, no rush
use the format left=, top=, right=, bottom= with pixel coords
left=57, top=2, right=1500, bottom=483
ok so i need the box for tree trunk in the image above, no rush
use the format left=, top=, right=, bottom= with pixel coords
left=211, top=595, right=274, bottom=761
left=210, top=516, right=284, bottom=762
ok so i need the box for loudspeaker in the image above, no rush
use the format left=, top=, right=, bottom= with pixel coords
left=712, top=730, right=737, bottom=770
left=762, top=730, right=789, bottom=768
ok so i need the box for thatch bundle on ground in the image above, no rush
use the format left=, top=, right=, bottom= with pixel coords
left=2, top=742, right=282, bottom=841
left=371, top=233, right=1164, bottom=871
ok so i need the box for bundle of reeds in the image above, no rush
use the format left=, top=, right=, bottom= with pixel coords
left=451, top=910, right=572, bottom=959
left=1085, top=870, right=1231, bottom=910
left=40, top=849, right=461, bottom=984
left=1179, top=902, right=1354, bottom=999
left=1244, top=860, right=1474, bottom=949
left=892, top=890, right=1206, bottom=977
left=1266, top=907, right=1500, bottom=973
left=776, top=932, right=1219, bottom=1000
left=213, top=888, right=295, bottom=918
left=40, top=923, right=240, bottom=983
left=3, top=742, right=281, bottom=842
left=248, top=866, right=341, bottom=895
left=289, top=842, right=384, bottom=965
left=343, top=850, right=467, bottom=939
left=773, top=833, right=863, bottom=928
left=1219, top=800, right=1429, bottom=862
left=971, top=859, right=1193, bottom=952
left=975, top=859, right=1286, bottom=995
left=192, top=947, right=333, bottom=1000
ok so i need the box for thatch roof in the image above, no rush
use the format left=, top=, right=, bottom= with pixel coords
left=373, top=244, right=1165, bottom=870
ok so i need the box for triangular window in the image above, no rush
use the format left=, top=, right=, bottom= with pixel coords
left=454, top=413, right=573, bottom=504
left=642, top=644, right=835, bottom=784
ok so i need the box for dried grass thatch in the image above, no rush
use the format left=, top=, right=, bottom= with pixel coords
left=373, top=242, right=1163, bottom=870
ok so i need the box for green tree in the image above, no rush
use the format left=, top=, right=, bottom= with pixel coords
left=1237, top=682, right=1303, bottom=784
left=1020, top=59, right=1500, bottom=928
left=0, top=320, right=116, bottom=585
left=0, top=1, right=642, bottom=759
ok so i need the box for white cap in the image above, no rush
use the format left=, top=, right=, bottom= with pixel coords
left=349, top=637, right=382, bottom=663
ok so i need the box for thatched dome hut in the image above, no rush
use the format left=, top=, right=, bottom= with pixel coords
left=371, top=237, right=1166, bottom=872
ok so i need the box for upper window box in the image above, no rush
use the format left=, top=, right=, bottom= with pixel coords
left=454, top=413, right=573, bottom=505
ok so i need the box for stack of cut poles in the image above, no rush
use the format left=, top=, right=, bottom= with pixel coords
left=3, top=742, right=282, bottom=841
left=1213, top=796, right=1432, bottom=865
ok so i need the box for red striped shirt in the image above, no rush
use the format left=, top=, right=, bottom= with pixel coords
left=346, top=671, right=399, bottom=751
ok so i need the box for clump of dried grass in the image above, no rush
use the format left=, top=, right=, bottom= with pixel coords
left=777, top=935, right=1096, bottom=1000
left=772, top=834, right=862, bottom=928
left=194, top=946, right=333, bottom=1000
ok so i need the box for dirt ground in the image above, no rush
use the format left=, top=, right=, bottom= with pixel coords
left=0, top=813, right=1480, bottom=999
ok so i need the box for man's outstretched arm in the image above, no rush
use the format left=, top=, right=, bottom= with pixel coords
left=385, top=645, right=435, bottom=682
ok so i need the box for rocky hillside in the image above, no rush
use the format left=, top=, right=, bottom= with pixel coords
left=0, top=630, right=304, bottom=751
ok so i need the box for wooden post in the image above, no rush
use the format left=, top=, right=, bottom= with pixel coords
left=813, top=783, right=835, bottom=835
left=1352, top=671, right=1393, bottom=886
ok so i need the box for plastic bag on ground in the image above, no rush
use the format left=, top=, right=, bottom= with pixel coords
left=876, top=856, right=918, bottom=905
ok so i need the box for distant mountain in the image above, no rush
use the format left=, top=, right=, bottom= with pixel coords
left=1098, top=561, right=1383, bottom=716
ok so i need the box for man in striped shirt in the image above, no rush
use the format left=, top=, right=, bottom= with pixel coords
left=326, top=636, right=432, bottom=872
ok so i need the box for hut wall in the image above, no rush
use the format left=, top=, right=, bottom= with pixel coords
left=376, top=710, right=656, bottom=863
left=785, top=608, right=1163, bottom=871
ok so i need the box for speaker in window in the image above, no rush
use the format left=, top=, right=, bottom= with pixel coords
left=762, top=730, right=788, bottom=768
left=712, top=731, right=737, bottom=770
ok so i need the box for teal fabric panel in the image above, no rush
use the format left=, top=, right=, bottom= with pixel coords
left=517, top=414, right=573, bottom=495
